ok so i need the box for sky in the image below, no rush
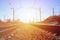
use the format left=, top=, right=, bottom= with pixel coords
left=0, top=0, right=60, bottom=22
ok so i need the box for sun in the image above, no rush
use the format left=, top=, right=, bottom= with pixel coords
left=16, top=8, right=40, bottom=23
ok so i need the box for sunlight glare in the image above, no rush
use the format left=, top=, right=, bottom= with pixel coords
left=17, top=8, right=39, bottom=23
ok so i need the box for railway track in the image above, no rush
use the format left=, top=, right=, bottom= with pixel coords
left=0, top=24, right=56, bottom=40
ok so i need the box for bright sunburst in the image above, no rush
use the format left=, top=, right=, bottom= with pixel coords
left=16, top=8, right=40, bottom=23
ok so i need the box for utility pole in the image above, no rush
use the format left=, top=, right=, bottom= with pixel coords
left=11, top=8, right=15, bottom=21
left=9, top=0, right=15, bottom=21
left=40, top=8, right=42, bottom=22
left=4, top=14, right=6, bottom=20
left=52, top=8, right=54, bottom=16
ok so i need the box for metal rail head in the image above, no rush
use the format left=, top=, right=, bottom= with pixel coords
left=0, top=24, right=17, bottom=33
